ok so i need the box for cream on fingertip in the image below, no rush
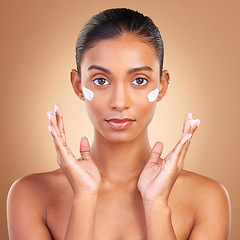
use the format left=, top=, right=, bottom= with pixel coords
left=196, top=119, right=201, bottom=127
left=48, top=126, right=52, bottom=133
left=55, top=105, right=58, bottom=112
left=190, top=119, right=195, bottom=127
left=190, top=119, right=201, bottom=127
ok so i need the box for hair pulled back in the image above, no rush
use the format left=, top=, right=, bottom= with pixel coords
left=76, top=8, right=164, bottom=76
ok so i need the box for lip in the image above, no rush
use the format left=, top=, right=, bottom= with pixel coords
left=106, top=118, right=135, bottom=130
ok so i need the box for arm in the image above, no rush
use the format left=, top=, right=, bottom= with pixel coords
left=142, top=180, right=231, bottom=240
left=7, top=176, right=53, bottom=240
left=138, top=112, right=200, bottom=239
left=48, top=104, right=101, bottom=239
left=143, top=202, right=177, bottom=239
left=188, top=181, right=231, bottom=240
left=7, top=105, right=101, bottom=240
left=7, top=175, right=99, bottom=240
left=64, top=194, right=98, bottom=239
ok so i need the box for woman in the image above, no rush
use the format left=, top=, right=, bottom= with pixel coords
left=7, top=8, right=231, bottom=240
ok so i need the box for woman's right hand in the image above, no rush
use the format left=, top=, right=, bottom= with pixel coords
left=47, top=104, right=101, bottom=197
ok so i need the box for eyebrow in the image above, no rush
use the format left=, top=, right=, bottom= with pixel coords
left=87, top=65, right=153, bottom=75
left=88, top=65, right=111, bottom=74
left=127, top=66, right=153, bottom=74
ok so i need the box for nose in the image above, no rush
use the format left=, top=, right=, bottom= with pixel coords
left=110, top=83, right=130, bottom=111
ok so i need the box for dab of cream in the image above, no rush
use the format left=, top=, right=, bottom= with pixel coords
left=83, top=86, right=94, bottom=101
left=148, top=88, right=159, bottom=102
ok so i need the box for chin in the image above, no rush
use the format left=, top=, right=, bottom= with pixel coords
left=96, top=127, right=148, bottom=144
left=104, top=133, right=136, bottom=144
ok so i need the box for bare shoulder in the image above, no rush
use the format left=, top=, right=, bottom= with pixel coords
left=8, top=169, right=66, bottom=203
left=179, top=169, right=230, bottom=204
left=176, top=170, right=231, bottom=239
left=7, top=169, right=69, bottom=239
left=7, top=169, right=69, bottom=214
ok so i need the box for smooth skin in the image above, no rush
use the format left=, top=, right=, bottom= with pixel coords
left=7, top=35, right=231, bottom=240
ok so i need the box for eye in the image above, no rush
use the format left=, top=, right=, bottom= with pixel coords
left=92, top=78, right=110, bottom=86
left=132, top=78, right=148, bottom=86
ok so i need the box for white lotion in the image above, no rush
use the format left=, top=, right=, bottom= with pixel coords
left=83, top=86, right=94, bottom=101
left=148, top=88, right=159, bottom=102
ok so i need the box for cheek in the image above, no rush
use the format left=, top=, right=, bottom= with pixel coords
left=135, top=95, right=157, bottom=126
left=141, top=102, right=156, bottom=119
left=82, top=87, right=105, bottom=124
left=84, top=96, right=106, bottom=127
left=83, top=87, right=158, bottom=123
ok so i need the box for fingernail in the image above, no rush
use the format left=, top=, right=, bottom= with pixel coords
left=47, top=111, right=52, bottom=120
left=188, top=113, right=192, bottom=119
left=48, top=126, right=52, bottom=133
left=54, top=105, right=58, bottom=113
left=81, top=136, right=87, bottom=142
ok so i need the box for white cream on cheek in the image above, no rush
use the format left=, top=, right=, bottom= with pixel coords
left=82, top=86, right=158, bottom=102
left=148, top=88, right=159, bottom=102
left=83, top=86, right=94, bottom=101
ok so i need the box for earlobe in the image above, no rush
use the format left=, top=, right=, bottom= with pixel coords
left=70, top=69, right=85, bottom=101
left=157, top=70, right=170, bottom=102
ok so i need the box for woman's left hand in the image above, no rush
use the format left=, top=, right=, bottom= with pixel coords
left=137, top=113, right=200, bottom=205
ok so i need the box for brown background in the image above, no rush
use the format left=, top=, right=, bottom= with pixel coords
left=1, top=0, right=239, bottom=239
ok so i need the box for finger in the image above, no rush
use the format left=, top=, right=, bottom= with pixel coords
left=147, top=142, right=163, bottom=166
left=178, top=118, right=200, bottom=168
left=182, top=113, right=201, bottom=137
left=47, top=111, right=63, bottom=142
left=166, top=133, right=191, bottom=165
left=182, top=112, right=192, bottom=134
left=48, top=125, right=74, bottom=166
left=48, top=125, right=61, bottom=163
left=177, top=136, right=191, bottom=169
left=189, top=118, right=201, bottom=134
left=55, top=104, right=66, bottom=144
left=48, top=126, right=91, bottom=182
left=79, top=137, right=92, bottom=162
left=48, top=113, right=70, bottom=166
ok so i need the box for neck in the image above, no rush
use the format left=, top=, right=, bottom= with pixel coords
left=90, top=129, right=151, bottom=185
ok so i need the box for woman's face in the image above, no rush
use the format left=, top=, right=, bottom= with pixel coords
left=77, top=35, right=166, bottom=143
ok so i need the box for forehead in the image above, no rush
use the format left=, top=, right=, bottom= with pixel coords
left=80, top=35, right=160, bottom=73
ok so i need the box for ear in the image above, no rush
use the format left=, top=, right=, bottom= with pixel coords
left=157, top=70, right=170, bottom=102
left=70, top=69, right=85, bottom=101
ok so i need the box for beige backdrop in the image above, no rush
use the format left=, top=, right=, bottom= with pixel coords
left=1, top=0, right=239, bottom=239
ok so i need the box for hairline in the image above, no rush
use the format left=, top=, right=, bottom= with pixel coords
left=77, top=33, right=162, bottom=76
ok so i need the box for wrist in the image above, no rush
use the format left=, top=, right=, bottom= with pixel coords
left=143, top=201, right=172, bottom=221
left=73, top=191, right=99, bottom=202
left=142, top=194, right=168, bottom=205
left=143, top=198, right=169, bottom=209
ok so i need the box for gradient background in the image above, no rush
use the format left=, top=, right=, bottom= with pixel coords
left=1, top=0, right=239, bottom=239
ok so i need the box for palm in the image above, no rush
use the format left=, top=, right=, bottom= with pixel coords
left=138, top=149, right=178, bottom=201
left=138, top=113, right=200, bottom=203
left=48, top=105, right=101, bottom=195
left=57, top=144, right=101, bottom=194
left=77, top=157, right=101, bottom=186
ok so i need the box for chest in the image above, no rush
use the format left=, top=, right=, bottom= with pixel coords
left=46, top=189, right=195, bottom=240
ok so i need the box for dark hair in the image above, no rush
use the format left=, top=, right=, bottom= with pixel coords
left=76, top=8, right=164, bottom=76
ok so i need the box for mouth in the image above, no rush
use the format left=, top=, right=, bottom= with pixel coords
left=105, top=118, right=135, bottom=130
